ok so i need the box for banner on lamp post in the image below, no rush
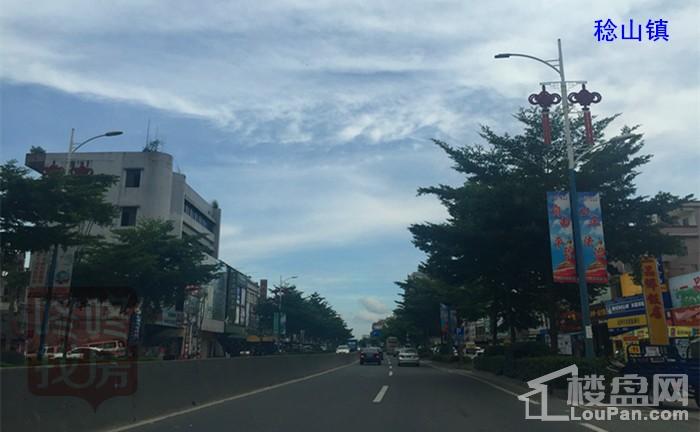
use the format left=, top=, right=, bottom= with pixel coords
left=547, top=192, right=608, bottom=284
left=577, top=193, right=608, bottom=284
left=547, top=192, right=577, bottom=283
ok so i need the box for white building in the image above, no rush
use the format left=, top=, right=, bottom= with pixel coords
left=26, top=150, right=221, bottom=258
left=25, top=150, right=221, bottom=357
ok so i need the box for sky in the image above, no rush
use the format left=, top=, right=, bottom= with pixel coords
left=1, top=1, right=698, bottom=337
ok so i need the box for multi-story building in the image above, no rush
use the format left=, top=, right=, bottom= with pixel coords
left=26, top=150, right=221, bottom=258
left=661, top=201, right=700, bottom=278
left=24, top=150, right=222, bottom=357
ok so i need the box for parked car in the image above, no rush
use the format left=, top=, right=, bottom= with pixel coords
left=65, top=347, right=113, bottom=361
left=397, top=348, right=420, bottom=367
left=87, top=340, right=127, bottom=357
left=359, top=347, right=382, bottom=365
left=335, top=344, right=350, bottom=354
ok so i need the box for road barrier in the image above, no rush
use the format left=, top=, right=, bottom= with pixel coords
left=1, top=353, right=356, bottom=432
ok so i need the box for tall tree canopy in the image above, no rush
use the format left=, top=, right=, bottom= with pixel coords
left=408, top=108, right=689, bottom=346
left=72, top=219, right=221, bottom=316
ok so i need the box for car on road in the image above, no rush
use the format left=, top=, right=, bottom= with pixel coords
left=359, top=347, right=382, bottom=365
left=397, top=348, right=420, bottom=367
left=335, top=344, right=350, bottom=354
left=65, top=347, right=113, bottom=361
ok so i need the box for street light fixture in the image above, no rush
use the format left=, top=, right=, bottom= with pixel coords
left=495, top=39, right=595, bottom=359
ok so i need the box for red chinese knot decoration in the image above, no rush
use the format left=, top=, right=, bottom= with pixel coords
left=567, top=84, right=602, bottom=145
left=528, top=85, right=561, bottom=145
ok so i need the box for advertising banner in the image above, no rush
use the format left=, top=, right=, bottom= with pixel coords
left=439, top=304, right=449, bottom=334
left=641, top=257, right=669, bottom=345
left=547, top=192, right=577, bottom=283
left=670, top=305, right=700, bottom=327
left=547, top=192, right=609, bottom=284
left=607, top=314, right=647, bottom=329
left=577, top=193, right=608, bottom=283
left=668, top=271, right=700, bottom=309
left=605, top=295, right=645, bottom=318
left=28, top=248, right=75, bottom=298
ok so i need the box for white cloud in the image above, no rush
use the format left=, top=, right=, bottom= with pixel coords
left=3, top=0, right=697, bottom=158
left=359, top=296, right=389, bottom=315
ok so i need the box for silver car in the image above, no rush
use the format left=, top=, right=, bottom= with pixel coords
left=397, top=348, right=420, bottom=366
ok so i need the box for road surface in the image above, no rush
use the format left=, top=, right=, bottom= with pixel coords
left=112, top=356, right=699, bottom=432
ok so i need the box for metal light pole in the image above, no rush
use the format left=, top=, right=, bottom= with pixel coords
left=276, top=275, right=297, bottom=341
left=36, top=128, right=124, bottom=361
left=495, top=39, right=594, bottom=359
left=67, top=128, right=123, bottom=169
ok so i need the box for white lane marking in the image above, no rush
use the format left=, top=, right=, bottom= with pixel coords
left=428, top=363, right=539, bottom=405
left=105, top=361, right=356, bottom=432
left=389, top=371, right=393, bottom=377
left=580, top=423, right=609, bottom=432
left=373, top=385, right=389, bottom=403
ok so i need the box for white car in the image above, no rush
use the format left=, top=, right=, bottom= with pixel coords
left=335, top=345, right=350, bottom=354
left=397, top=348, right=420, bottom=366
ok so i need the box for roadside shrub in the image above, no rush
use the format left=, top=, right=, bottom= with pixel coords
left=483, top=345, right=505, bottom=356
left=474, top=355, right=506, bottom=374
left=506, top=341, right=552, bottom=359
left=476, top=354, right=612, bottom=388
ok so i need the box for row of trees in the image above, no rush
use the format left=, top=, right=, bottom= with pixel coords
left=256, top=285, right=353, bottom=346
left=383, top=108, right=690, bottom=350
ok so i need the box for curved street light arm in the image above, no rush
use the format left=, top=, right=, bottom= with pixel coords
left=72, top=134, right=108, bottom=152
left=494, top=53, right=561, bottom=76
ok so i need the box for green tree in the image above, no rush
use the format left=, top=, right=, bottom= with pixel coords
left=256, top=284, right=352, bottom=346
left=0, top=161, right=117, bottom=351
left=72, top=219, right=221, bottom=340
left=409, top=108, right=689, bottom=350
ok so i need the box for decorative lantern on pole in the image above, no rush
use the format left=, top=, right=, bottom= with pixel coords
left=567, top=84, right=602, bottom=145
left=528, top=85, right=562, bottom=145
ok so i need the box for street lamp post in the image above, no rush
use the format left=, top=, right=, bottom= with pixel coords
left=36, top=128, right=124, bottom=361
left=495, top=39, right=595, bottom=359
left=66, top=128, right=123, bottom=169
left=276, top=276, right=297, bottom=341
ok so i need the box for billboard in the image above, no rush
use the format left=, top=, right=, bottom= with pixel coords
left=668, top=271, right=700, bottom=309
left=640, top=257, right=669, bottom=345
left=670, top=305, right=700, bottom=327
left=547, top=192, right=577, bottom=283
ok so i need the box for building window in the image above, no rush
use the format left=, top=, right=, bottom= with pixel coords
left=125, top=169, right=141, bottom=188
left=120, top=207, right=138, bottom=226
left=183, top=200, right=215, bottom=233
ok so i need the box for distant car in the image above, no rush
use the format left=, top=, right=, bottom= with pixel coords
left=87, top=340, right=126, bottom=357
left=397, top=348, right=420, bottom=367
left=336, top=345, right=350, bottom=354
left=369, top=346, right=384, bottom=361
left=360, top=347, right=382, bottom=365
left=65, top=347, right=112, bottom=361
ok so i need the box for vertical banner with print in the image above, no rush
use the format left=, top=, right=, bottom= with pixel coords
left=547, top=192, right=577, bottom=283
left=439, top=303, right=449, bottom=334
left=577, top=193, right=608, bottom=284
left=640, top=257, right=669, bottom=346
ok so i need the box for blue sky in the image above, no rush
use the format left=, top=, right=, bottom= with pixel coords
left=2, top=1, right=698, bottom=337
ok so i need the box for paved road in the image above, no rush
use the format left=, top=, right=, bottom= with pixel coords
left=115, top=356, right=698, bottom=432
